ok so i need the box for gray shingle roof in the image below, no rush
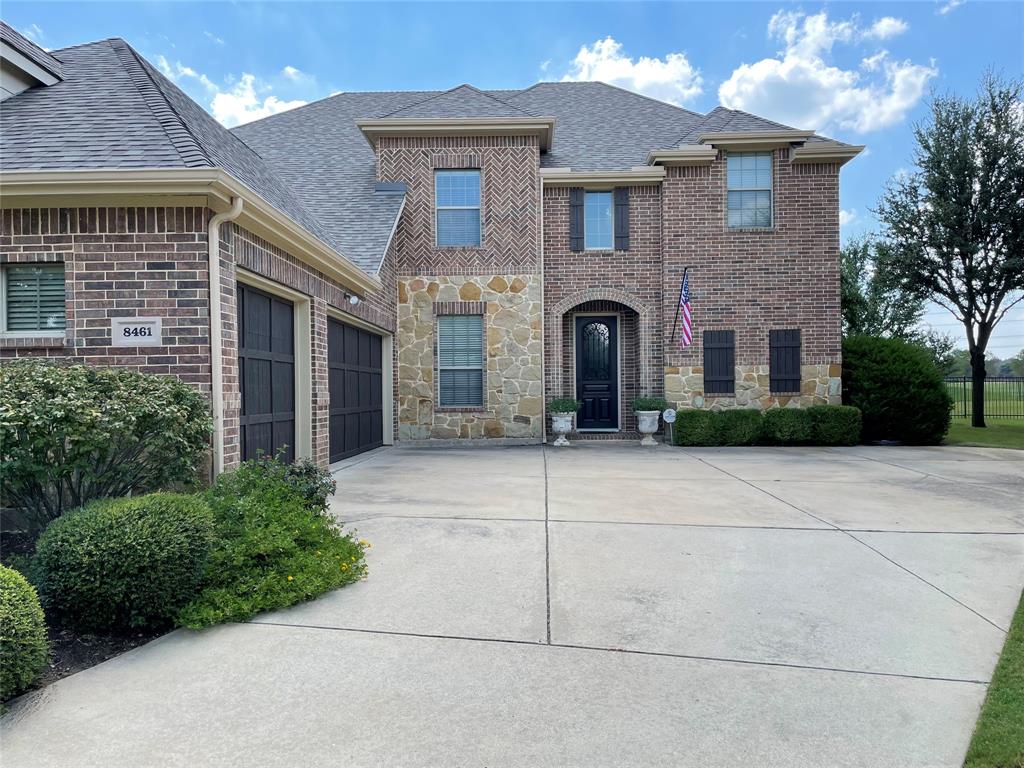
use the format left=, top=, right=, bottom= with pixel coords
left=380, top=84, right=536, bottom=119
left=0, top=21, right=63, bottom=80
left=674, top=106, right=832, bottom=145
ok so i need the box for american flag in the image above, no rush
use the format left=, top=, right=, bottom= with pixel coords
left=679, top=271, right=693, bottom=347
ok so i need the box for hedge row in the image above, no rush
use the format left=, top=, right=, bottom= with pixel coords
left=671, top=405, right=862, bottom=447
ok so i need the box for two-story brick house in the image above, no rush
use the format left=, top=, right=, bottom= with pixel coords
left=0, top=25, right=862, bottom=471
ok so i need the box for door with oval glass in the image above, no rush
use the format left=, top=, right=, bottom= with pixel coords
left=575, top=315, right=618, bottom=429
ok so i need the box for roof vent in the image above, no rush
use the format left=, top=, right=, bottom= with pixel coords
left=1, top=20, right=63, bottom=102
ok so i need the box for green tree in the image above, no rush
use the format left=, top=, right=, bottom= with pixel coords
left=840, top=237, right=925, bottom=338
left=1009, top=349, right=1024, bottom=376
left=875, top=73, right=1024, bottom=427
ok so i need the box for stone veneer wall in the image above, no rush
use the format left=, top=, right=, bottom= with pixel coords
left=397, top=274, right=542, bottom=440
left=665, top=364, right=841, bottom=410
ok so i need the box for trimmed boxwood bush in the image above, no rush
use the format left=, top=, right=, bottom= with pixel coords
left=176, top=458, right=366, bottom=629
left=548, top=397, right=582, bottom=414
left=761, top=409, right=813, bottom=445
left=673, top=405, right=862, bottom=447
left=0, top=565, right=49, bottom=701
left=633, top=397, right=670, bottom=412
left=0, top=360, right=213, bottom=537
left=33, top=494, right=213, bottom=633
left=842, top=335, right=952, bottom=444
left=807, top=405, right=862, bottom=446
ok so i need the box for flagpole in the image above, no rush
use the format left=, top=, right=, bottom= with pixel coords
left=670, top=267, right=688, bottom=346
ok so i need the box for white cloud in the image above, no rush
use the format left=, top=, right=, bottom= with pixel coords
left=557, top=36, right=703, bottom=105
left=19, top=23, right=44, bottom=43
left=719, top=10, right=936, bottom=134
left=154, top=56, right=306, bottom=128
left=839, top=208, right=858, bottom=227
left=203, top=31, right=225, bottom=46
left=937, top=0, right=965, bottom=15
left=211, top=74, right=307, bottom=127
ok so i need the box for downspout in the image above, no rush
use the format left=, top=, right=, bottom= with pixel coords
left=208, top=197, right=244, bottom=477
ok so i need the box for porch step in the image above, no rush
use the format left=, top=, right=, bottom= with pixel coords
left=569, top=430, right=642, bottom=441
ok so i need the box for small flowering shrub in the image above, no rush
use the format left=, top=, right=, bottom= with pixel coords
left=0, top=360, right=212, bottom=537
left=32, top=494, right=213, bottom=633
left=243, top=454, right=336, bottom=515
left=176, top=458, right=365, bottom=629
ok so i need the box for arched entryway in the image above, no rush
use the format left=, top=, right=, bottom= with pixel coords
left=547, top=289, right=655, bottom=434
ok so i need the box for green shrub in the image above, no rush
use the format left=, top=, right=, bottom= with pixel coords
left=177, top=458, right=366, bottom=629
left=0, top=565, right=49, bottom=701
left=673, top=410, right=718, bottom=446
left=761, top=409, right=813, bottom=445
left=807, top=405, right=862, bottom=446
left=842, top=336, right=953, bottom=444
left=0, top=360, right=213, bottom=537
left=633, top=397, right=670, bottom=412
left=548, top=398, right=582, bottom=413
left=33, top=494, right=213, bottom=633
left=240, top=455, right=337, bottom=515
left=673, top=409, right=762, bottom=446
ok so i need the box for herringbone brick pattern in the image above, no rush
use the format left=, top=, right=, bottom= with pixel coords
left=378, top=136, right=541, bottom=275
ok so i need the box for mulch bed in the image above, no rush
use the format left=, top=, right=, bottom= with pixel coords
left=2, top=530, right=165, bottom=691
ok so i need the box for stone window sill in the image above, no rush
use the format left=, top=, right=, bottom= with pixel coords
left=435, top=406, right=488, bottom=413
left=770, top=390, right=801, bottom=396
left=726, top=226, right=776, bottom=233
left=0, top=334, right=67, bottom=349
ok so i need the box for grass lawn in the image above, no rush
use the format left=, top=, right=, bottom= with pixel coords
left=945, top=420, right=1024, bottom=450
left=964, top=590, right=1024, bottom=768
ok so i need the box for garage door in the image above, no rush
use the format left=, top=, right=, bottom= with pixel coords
left=328, top=317, right=383, bottom=462
left=238, top=284, right=295, bottom=463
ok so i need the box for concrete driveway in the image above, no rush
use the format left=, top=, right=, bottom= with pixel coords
left=4, top=444, right=1023, bottom=767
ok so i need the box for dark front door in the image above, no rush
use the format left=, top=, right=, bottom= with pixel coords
left=575, top=315, right=618, bottom=429
left=328, top=317, right=383, bottom=462
left=238, top=283, right=295, bottom=463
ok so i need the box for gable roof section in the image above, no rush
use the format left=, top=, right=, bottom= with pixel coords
left=379, top=84, right=536, bottom=119
left=675, top=106, right=832, bottom=146
left=0, top=20, right=64, bottom=80
left=0, top=37, right=354, bottom=271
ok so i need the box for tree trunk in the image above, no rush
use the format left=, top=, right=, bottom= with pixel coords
left=970, top=347, right=987, bottom=428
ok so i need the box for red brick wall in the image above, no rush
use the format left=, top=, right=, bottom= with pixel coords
left=0, top=207, right=212, bottom=392
left=661, top=149, right=842, bottom=369
left=543, top=185, right=664, bottom=431
left=378, top=135, right=541, bottom=275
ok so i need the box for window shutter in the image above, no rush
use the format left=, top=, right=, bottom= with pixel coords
left=703, top=330, right=735, bottom=395
left=769, top=329, right=801, bottom=393
left=4, top=264, right=66, bottom=332
left=613, top=187, right=630, bottom=251
left=569, top=187, right=584, bottom=252
left=438, top=315, right=484, bottom=407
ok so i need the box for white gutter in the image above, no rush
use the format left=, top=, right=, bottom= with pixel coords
left=208, top=196, right=244, bottom=477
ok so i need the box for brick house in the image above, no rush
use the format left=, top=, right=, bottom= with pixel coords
left=0, top=25, right=862, bottom=471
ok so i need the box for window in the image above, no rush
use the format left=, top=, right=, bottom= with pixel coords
left=584, top=191, right=613, bottom=250
left=1, top=263, right=66, bottom=334
left=437, top=314, right=484, bottom=407
left=727, top=152, right=772, bottom=228
left=435, top=170, right=481, bottom=247
left=703, top=330, right=735, bottom=395
left=769, top=329, right=802, bottom=393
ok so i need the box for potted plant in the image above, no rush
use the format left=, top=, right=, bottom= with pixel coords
left=548, top=398, right=582, bottom=446
left=633, top=397, right=670, bottom=446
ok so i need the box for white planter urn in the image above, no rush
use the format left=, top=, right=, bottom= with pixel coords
left=550, top=413, right=574, bottom=446
left=636, top=410, right=660, bottom=447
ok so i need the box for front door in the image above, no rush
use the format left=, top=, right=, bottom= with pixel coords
left=575, top=315, right=618, bottom=430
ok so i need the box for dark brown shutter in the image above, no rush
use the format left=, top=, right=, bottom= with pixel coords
left=769, top=329, right=801, bottom=393
left=614, top=187, right=630, bottom=251
left=703, top=330, right=735, bottom=395
left=569, top=187, right=584, bottom=252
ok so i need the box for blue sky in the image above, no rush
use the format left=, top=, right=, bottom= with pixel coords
left=7, top=1, right=1023, bottom=356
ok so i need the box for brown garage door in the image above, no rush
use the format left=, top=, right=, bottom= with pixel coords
left=328, top=317, right=383, bottom=462
left=238, top=283, right=295, bottom=463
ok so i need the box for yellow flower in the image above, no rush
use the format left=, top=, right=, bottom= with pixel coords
left=350, top=556, right=356, bottom=562
left=341, top=563, right=349, bottom=571
left=316, top=551, right=322, bottom=556
left=287, top=575, right=294, bottom=581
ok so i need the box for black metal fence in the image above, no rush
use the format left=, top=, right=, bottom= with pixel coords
left=945, top=376, right=1024, bottom=419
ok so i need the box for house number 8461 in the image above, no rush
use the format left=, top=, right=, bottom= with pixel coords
left=122, top=326, right=153, bottom=337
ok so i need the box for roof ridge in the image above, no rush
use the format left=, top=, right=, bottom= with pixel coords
left=109, top=39, right=212, bottom=168
left=376, top=83, right=536, bottom=119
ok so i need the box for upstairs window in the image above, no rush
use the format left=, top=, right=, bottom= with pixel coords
left=584, top=191, right=613, bottom=250
left=727, top=152, right=772, bottom=228
left=435, top=170, right=481, bottom=247
left=1, top=263, right=66, bottom=334
left=437, top=314, right=484, bottom=408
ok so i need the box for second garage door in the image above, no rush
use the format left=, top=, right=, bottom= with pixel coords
left=328, top=317, right=383, bottom=462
